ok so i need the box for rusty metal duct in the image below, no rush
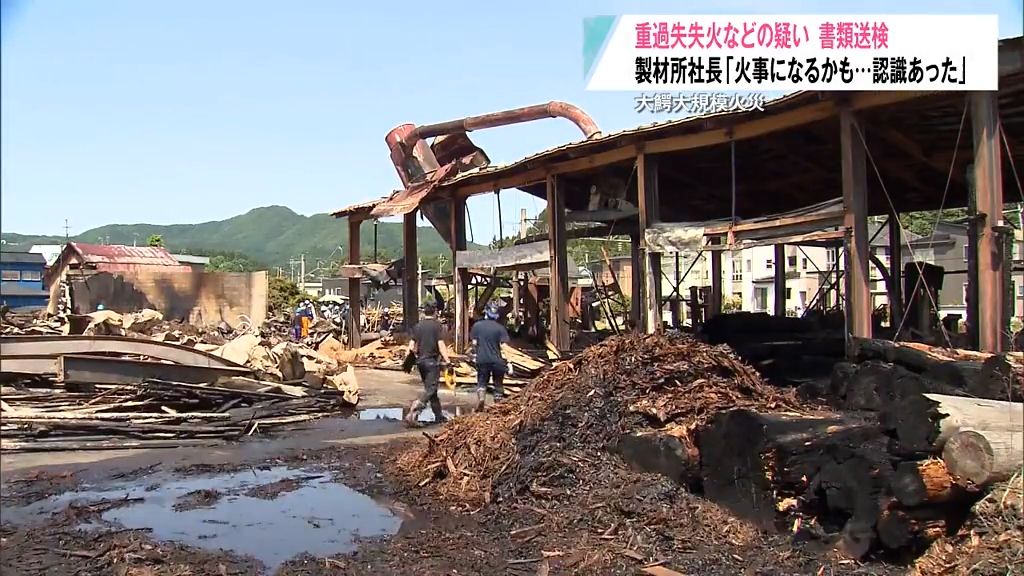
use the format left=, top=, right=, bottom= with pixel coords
left=386, top=101, right=602, bottom=188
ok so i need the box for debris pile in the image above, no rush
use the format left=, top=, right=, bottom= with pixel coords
left=1, top=309, right=361, bottom=452
left=1, top=372, right=355, bottom=451
left=391, top=331, right=1023, bottom=568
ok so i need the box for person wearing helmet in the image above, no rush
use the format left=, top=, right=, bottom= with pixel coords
left=470, top=302, right=510, bottom=410
left=404, top=302, right=452, bottom=426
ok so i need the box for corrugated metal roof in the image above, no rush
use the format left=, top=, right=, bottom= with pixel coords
left=70, top=243, right=183, bottom=266
left=331, top=197, right=385, bottom=218
left=0, top=251, right=46, bottom=265
left=434, top=91, right=811, bottom=190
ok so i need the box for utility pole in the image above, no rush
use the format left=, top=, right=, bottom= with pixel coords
left=299, top=254, right=306, bottom=295
left=519, top=208, right=528, bottom=240
left=63, top=219, right=70, bottom=241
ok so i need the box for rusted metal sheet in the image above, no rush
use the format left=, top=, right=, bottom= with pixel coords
left=69, top=243, right=184, bottom=267
left=370, top=163, right=459, bottom=218
left=57, top=354, right=250, bottom=385
left=408, top=101, right=600, bottom=143
left=0, top=335, right=246, bottom=370
left=331, top=197, right=384, bottom=220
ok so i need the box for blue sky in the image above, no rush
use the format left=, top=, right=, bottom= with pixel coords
left=2, top=0, right=1022, bottom=244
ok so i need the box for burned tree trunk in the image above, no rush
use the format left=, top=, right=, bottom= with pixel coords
left=699, top=409, right=885, bottom=532
left=922, top=361, right=984, bottom=396
left=876, top=506, right=949, bottom=551
left=942, top=429, right=1023, bottom=487
left=881, top=393, right=1024, bottom=456
left=891, top=459, right=962, bottom=506
left=976, top=354, right=1024, bottom=401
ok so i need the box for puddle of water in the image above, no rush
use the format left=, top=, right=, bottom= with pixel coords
left=357, top=405, right=473, bottom=422
left=6, top=467, right=401, bottom=571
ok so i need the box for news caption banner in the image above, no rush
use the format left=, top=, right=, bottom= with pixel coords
left=584, top=14, right=999, bottom=114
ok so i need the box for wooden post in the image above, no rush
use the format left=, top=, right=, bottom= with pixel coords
left=774, top=244, right=786, bottom=317
left=888, top=214, right=903, bottom=330
left=710, top=241, right=723, bottom=319
left=971, top=92, right=1006, bottom=352
left=451, top=196, right=468, bottom=352
left=638, top=153, right=662, bottom=333
left=840, top=110, right=872, bottom=356
left=547, top=175, right=570, bottom=352
left=402, top=210, right=419, bottom=331
left=629, top=232, right=643, bottom=331
left=346, top=218, right=362, bottom=349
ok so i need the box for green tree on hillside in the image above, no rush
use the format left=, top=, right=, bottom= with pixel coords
left=147, top=234, right=164, bottom=248
left=268, top=276, right=305, bottom=314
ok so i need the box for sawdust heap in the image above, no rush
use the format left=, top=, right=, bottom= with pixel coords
left=395, top=331, right=801, bottom=509
left=914, top=477, right=1024, bottom=575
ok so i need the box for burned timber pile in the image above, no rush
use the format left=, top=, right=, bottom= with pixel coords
left=393, top=332, right=1022, bottom=571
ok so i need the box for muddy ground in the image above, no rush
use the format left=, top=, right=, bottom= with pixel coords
left=0, top=369, right=912, bottom=576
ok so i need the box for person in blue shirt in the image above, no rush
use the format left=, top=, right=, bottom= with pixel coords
left=470, top=303, right=510, bottom=410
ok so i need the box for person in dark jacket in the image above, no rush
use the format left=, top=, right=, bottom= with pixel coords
left=470, top=303, right=510, bottom=410
left=404, top=303, right=452, bottom=425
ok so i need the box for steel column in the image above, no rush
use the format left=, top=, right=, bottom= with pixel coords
left=451, top=196, right=469, bottom=352
left=774, top=244, right=787, bottom=317
left=403, top=210, right=419, bottom=330
left=840, top=110, right=872, bottom=356
left=971, top=92, right=1007, bottom=352
left=638, top=153, right=662, bottom=333
left=547, top=175, right=570, bottom=352
left=887, top=214, right=903, bottom=330
left=710, top=240, right=723, bottom=319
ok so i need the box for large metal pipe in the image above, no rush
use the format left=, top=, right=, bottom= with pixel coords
left=386, top=101, right=601, bottom=187
left=410, top=101, right=601, bottom=142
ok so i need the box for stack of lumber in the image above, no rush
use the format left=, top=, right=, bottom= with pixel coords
left=0, top=372, right=359, bottom=452
left=821, top=338, right=1024, bottom=410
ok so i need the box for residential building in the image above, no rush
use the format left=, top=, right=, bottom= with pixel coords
left=0, top=251, right=49, bottom=310
left=28, top=244, right=63, bottom=266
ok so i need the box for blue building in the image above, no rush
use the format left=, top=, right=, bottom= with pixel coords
left=0, top=251, right=49, bottom=310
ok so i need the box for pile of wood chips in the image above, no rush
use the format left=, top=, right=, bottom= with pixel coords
left=393, top=332, right=800, bottom=509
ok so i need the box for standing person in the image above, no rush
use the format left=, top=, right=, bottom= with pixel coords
left=404, top=303, right=453, bottom=426
left=299, top=301, right=312, bottom=338
left=470, top=303, right=510, bottom=410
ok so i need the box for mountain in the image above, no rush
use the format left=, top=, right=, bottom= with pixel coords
left=0, top=206, right=474, bottom=269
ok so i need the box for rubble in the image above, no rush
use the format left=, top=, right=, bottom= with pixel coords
left=0, top=308, right=361, bottom=452
left=389, top=331, right=1023, bottom=568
